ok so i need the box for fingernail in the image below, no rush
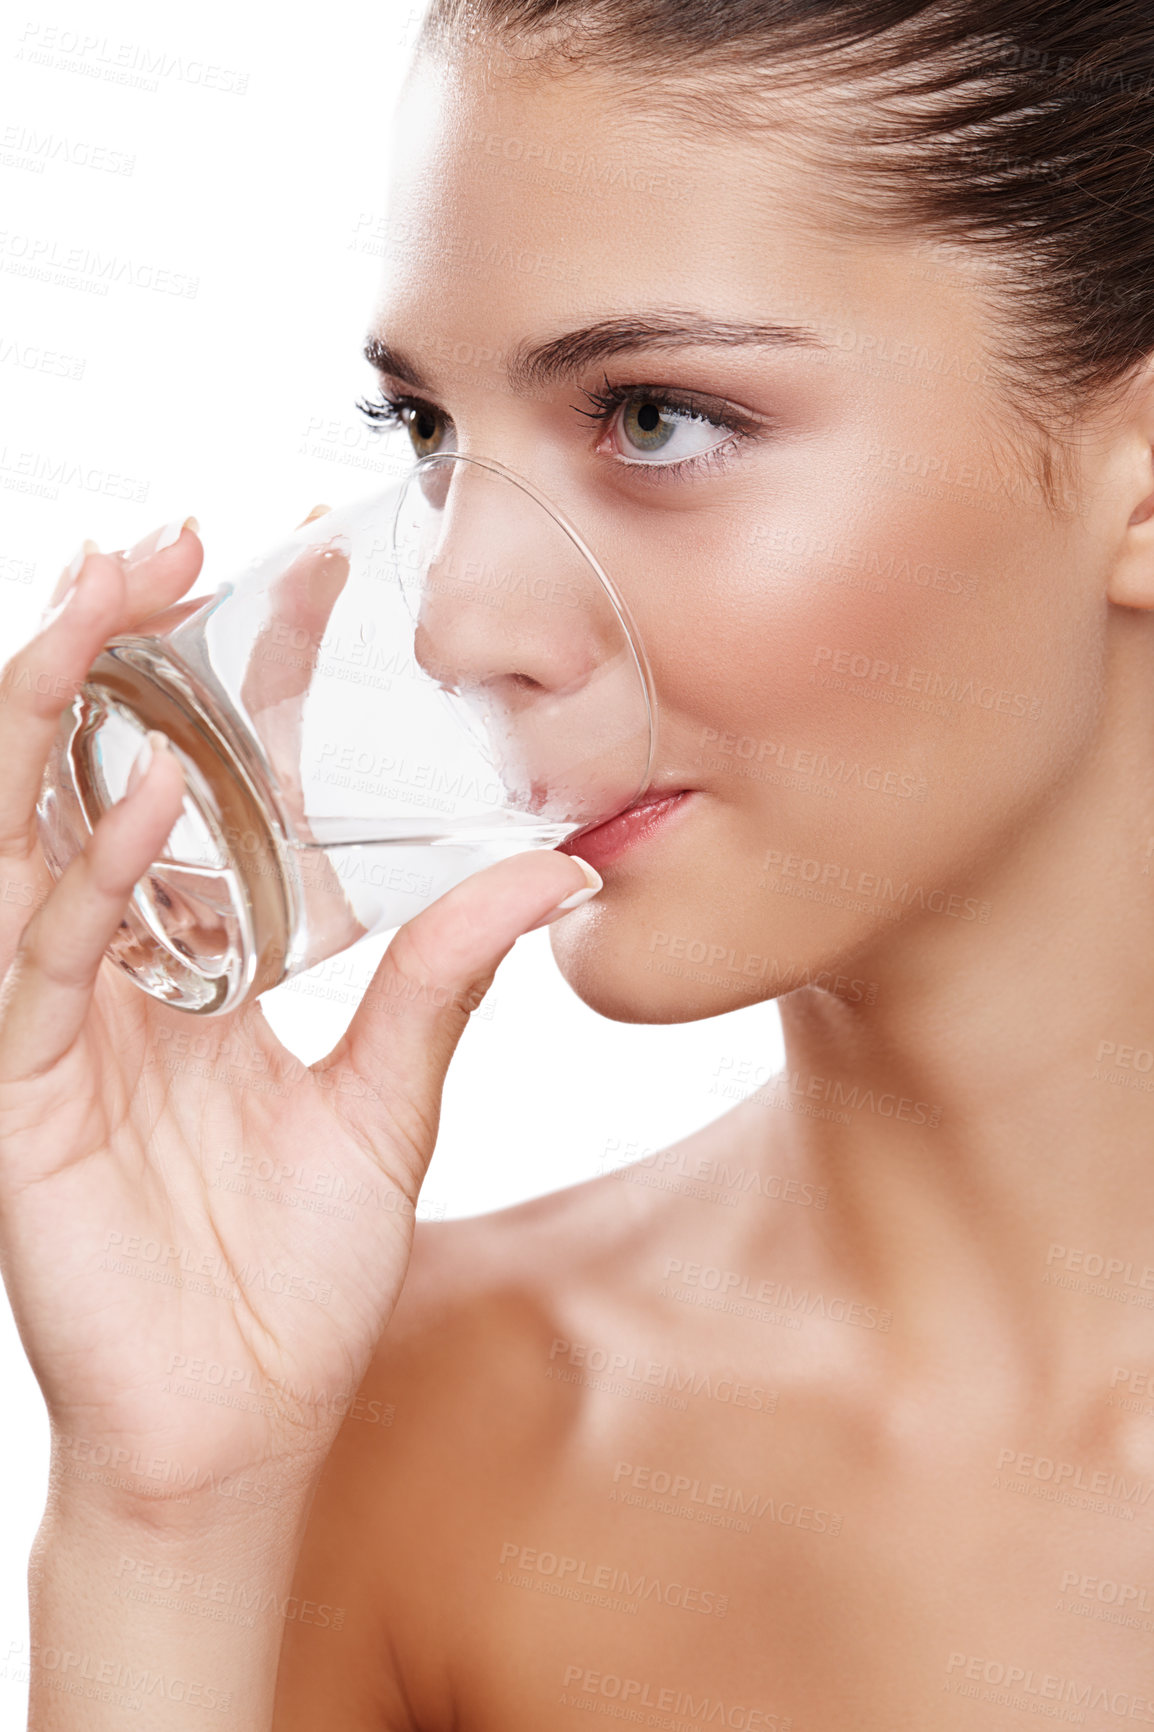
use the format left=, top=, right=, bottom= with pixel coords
left=127, top=515, right=199, bottom=562
left=524, top=855, right=603, bottom=932
left=125, top=729, right=171, bottom=798
left=295, top=503, right=333, bottom=529
left=157, top=514, right=199, bottom=549
left=46, top=538, right=100, bottom=611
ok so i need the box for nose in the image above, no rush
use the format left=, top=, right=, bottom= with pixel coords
left=397, top=453, right=649, bottom=822
left=407, top=455, right=617, bottom=702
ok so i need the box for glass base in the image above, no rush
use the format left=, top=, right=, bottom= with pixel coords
left=37, top=640, right=297, bottom=1015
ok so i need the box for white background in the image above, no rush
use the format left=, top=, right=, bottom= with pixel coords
left=0, top=1, right=782, bottom=1713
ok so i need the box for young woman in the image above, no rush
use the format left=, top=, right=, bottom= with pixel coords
left=4, top=0, right=1154, bottom=1725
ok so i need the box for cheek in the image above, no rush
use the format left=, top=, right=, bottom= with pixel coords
left=639, top=469, right=1095, bottom=859
left=549, top=476, right=1100, bottom=1024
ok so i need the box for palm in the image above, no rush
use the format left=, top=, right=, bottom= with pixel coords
left=0, top=932, right=419, bottom=1489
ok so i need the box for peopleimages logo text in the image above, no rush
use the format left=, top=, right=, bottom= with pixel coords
left=812, top=644, right=1041, bottom=717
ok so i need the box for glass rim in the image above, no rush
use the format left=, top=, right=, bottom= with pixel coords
left=396, top=449, right=659, bottom=802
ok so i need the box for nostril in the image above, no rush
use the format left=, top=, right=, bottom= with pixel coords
left=474, top=672, right=544, bottom=695
left=464, top=670, right=548, bottom=718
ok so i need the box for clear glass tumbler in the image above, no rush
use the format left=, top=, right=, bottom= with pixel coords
left=36, top=452, right=657, bottom=1015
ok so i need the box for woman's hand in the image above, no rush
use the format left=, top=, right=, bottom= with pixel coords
left=0, top=519, right=599, bottom=1518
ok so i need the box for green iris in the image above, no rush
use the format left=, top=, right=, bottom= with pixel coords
left=622, top=397, right=678, bottom=454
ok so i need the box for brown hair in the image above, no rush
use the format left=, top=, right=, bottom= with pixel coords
left=416, top=0, right=1154, bottom=512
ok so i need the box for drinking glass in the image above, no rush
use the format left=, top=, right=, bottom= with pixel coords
left=36, top=452, right=657, bottom=1014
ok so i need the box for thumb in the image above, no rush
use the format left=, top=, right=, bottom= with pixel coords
left=309, top=848, right=601, bottom=1167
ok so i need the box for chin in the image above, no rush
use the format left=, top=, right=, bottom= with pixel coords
left=546, top=910, right=773, bottom=1026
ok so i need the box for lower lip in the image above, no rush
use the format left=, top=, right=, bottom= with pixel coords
left=557, top=789, right=696, bottom=870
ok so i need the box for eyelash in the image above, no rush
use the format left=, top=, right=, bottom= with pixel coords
left=354, top=376, right=760, bottom=484
left=571, top=377, right=756, bottom=481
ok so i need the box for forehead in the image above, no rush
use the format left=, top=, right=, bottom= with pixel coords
left=371, top=52, right=992, bottom=387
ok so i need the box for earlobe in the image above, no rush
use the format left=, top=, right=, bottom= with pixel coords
left=1108, top=513, right=1154, bottom=609
left=1106, top=431, right=1154, bottom=608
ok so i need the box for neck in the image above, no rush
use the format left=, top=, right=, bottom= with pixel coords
left=748, top=634, right=1154, bottom=1410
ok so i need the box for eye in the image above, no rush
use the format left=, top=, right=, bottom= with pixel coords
left=572, top=378, right=762, bottom=481
left=357, top=375, right=767, bottom=485
left=616, top=394, right=735, bottom=464
left=406, top=404, right=448, bottom=459
left=355, top=390, right=456, bottom=459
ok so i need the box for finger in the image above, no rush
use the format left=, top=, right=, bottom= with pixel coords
left=105, top=516, right=204, bottom=634
left=237, top=527, right=350, bottom=849
left=39, top=521, right=202, bottom=636
left=0, top=737, right=187, bottom=1082
left=239, top=539, right=350, bottom=720
left=246, top=505, right=337, bottom=717
left=0, top=551, right=129, bottom=858
left=1, top=523, right=204, bottom=867
left=312, top=849, right=603, bottom=1178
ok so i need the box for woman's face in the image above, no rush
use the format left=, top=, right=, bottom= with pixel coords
left=369, top=48, right=1118, bottom=1023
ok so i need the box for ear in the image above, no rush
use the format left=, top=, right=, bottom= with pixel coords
left=1105, top=352, right=1154, bottom=609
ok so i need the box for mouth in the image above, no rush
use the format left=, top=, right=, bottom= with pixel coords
left=557, top=786, right=697, bottom=871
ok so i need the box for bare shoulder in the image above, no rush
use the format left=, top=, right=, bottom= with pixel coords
left=374, top=1092, right=791, bottom=1413
left=390, top=1159, right=664, bottom=1348
left=273, top=1160, right=677, bottom=1731
left=384, top=1090, right=781, bottom=1367
left=274, top=1104, right=781, bottom=1728
left=352, top=1160, right=671, bottom=1452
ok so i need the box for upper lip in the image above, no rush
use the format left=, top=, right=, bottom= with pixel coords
left=623, top=782, right=694, bottom=811
left=568, top=783, right=694, bottom=839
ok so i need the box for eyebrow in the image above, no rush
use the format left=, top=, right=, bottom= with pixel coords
left=362, top=311, right=828, bottom=396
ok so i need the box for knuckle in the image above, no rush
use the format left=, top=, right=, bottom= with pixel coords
left=414, top=898, right=483, bottom=975
left=12, top=906, right=47, bottom=975
left=0, top=811, right=41, bottom=863
left=81, top=830, right=143, bottom=907
left=16, top=901, right=95, bottom=993
left=385, top=922, right=452, bottom=996
left=382, top=924, right=485, bottom=1021
left=16, top=886, right=56, bottom=952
